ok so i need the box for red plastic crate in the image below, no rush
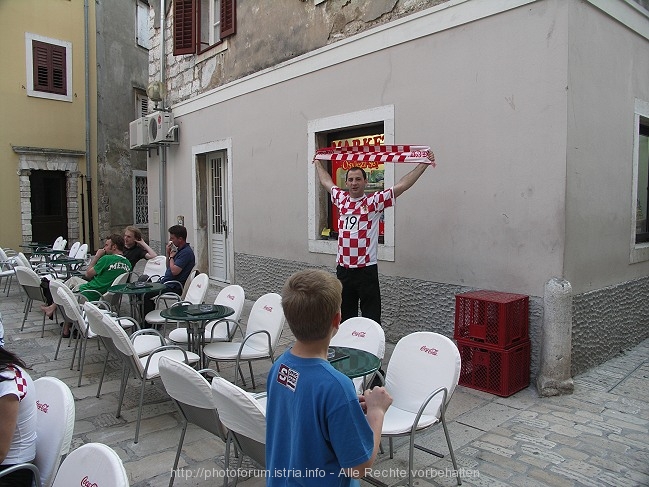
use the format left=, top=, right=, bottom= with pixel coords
left=454, top=290, right=528, bottom=348
left=457, top=338, right=530, bottom=397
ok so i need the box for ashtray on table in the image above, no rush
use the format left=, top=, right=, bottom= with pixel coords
left=127, top=282, right=152, bottom=289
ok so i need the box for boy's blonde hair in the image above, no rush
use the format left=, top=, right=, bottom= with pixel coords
left=281, top=269, right=341, bottom=341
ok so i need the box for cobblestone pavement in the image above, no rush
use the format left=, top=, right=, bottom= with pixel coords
left=1, top=270, right=648, bottom=487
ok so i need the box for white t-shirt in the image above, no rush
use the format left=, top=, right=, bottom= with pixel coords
left=0, top=365, right=37, bottom=464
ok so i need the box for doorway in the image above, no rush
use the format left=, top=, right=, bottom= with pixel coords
left=208, top=151, right=229, bottom=281
left=30, top=170, right=68, bottom=244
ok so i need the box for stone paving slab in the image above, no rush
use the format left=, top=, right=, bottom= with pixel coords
left=1, top=273, right=649, bottom=487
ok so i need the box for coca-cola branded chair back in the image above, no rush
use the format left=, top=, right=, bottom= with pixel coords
left=381, top=332, right=462, bottom=487
left=329, top=316, right=385, bottom=393
left=51, top=443, right=128, bottom=487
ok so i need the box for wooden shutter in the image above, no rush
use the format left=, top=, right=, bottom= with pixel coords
left=174, top=0, right=197, bottom=55
left=32, top=40, right=66, bottom=95
left=51, top=45, right=66, bottom=94
left=220, top=0, right=236, bottom=38
left=33, top=42, right=50, bottom=92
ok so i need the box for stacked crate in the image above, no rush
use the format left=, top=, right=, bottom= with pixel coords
left=454, top=290, right=530, bottom=397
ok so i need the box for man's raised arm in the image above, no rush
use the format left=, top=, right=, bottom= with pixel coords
left=393, top=151, right=436, bottom=197
left=314, top=159, right=335, bottom=194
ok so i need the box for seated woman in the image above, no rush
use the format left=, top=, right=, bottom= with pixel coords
left=0, top=347, right=37, bottom=487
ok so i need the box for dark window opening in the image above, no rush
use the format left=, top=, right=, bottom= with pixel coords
left=322, top=123, right=385, bottom=243
left=636, top=118, right=649, bottom=243
left=173, top=0, right=236, bottom=56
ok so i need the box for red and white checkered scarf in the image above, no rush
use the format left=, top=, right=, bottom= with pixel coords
left=314, top=145, right=434, bottom=164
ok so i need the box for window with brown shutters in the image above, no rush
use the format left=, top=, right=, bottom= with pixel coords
left=220, top=0, right=235, bottom=38
left=173, top=0, right=196, bottom=55
left=173, top=0, right=235, bottom=56
left=32, top=40, right=67, bottom=95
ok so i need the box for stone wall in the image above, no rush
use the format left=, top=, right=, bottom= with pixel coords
left=235, top=252, right=545, bottom=380
left=572, top=275, right=649, bottom=376
left=150, top=0, right=452, bottom=106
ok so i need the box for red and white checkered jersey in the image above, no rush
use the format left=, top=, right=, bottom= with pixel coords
left=0, top=365, right=28, bottom=400
left=0, top=364, right=37, bottom=464
left=331, top=186, right=394, bottom=268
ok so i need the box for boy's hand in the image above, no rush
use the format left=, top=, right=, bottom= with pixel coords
left=361, top=386, right=392, bottom=414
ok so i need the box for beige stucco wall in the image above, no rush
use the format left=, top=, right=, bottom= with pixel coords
left=0, top=0, right=97, bottom=251
left=564, top=0, right=649, bottom=294
left=153, top=0, right=571, bottom=298
left=146, top=0, right=649, bottom=373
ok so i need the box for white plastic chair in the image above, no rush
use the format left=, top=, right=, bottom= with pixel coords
left=145, top=272, right=208, bottom=330
left=56, top=286, right=101, bottom=387
left=49, top=242, right=82, bottom=276
left=33, top=377, right=76, bottom=487
left=203, top=293, right=285, bottom=389
left=212, top=376, right=266, bottom=486
left=15, top=265, right=49, bottom=336
left=102, top=312, right=199, bottom=443
left=51, top=281, right=78, bottom=360
left=84, top=301, right=166, bottom=398
left=74, top=243, right=88, bottom=260
left=52, top=237, right=66, bottom=251
left=0, top=247, right=17, bottom=295
left=159, top=356, right=228, bottom=487
left=51, top=443, right=129, bottom=487
left=67, top=242, right=80, bottom=258
left=380, top=332, right=462, bottom=487
left=168, top=284, right=245, bottom=346
left=140, top=254, right=166, bottom=281
left=14, top=251, right=32, bottom=269
left=0, top=377, right=76, bottom=487
left=329, top=316, right=385, bottom=393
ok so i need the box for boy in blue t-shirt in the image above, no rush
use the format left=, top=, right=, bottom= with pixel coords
left=266, top=269, right=392, bottom=486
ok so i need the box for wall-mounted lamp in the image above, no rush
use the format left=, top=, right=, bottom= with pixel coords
left=146, top=81, right=167, bottom=109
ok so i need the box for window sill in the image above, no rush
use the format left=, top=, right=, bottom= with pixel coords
left=197, top=39, right=229, bottom=63
left=630, top=241, right=649, bottom=263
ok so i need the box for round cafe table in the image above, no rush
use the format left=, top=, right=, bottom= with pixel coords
left=51, top=257, right=85, bottom=278
left=30, top=248, right=67, bottom=263
left=108, top=282, right=167, bottom=325
left=161, top=304, right=234, bottom=367
left=327, top=346, right=381, bottom=380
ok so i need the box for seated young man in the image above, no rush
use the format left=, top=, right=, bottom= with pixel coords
left=122, top=225, right=157, bottom=268
left=142, top=225, right=196, bottom=317
left=266, top=269, right=392, bottom=486
left=41, top=234, right=131, bottom=337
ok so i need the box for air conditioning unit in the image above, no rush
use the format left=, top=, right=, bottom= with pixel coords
left=147, top=111, right=175, bottom=143
left=129, top=117, right=149, bottom=149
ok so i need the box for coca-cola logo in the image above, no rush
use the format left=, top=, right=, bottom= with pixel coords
left=352, top=330, right=366, bottom=337
left=36, top=400, right=49, bottom=413
left=263, top=305, right=273, bottom=312
left=420, top=345, right=439, bottom=356
left=81, top=476, right=98, bottom=487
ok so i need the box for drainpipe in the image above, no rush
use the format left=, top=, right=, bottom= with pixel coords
left=159, top=0, right=167, bottom=247
left=84, top=0, right=95, bottom=251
